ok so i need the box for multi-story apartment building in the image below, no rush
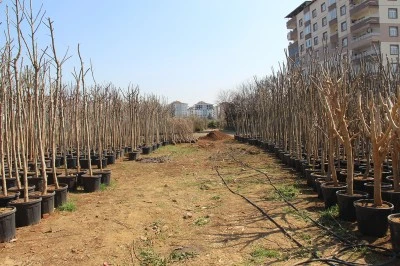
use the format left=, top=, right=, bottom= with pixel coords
left=286, top=0, right=400, bottom=68
left=171, top=101, right=188, bottom=117
left=188, top=101, right=215, bottom=119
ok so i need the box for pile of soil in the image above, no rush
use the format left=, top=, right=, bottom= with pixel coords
left=199, top=130, right=233, bottom=141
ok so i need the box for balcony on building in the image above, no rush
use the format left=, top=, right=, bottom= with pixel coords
left=330, top=32, right=339, bottom=43
left=287, top=28, right=298, bottom=41
left=289, top=41, right=298, bottom=50
left=288, top=41, right=299, bottom=59
left=286, top=17, right=296, bottom=29
left=350, top=16, right=379, bottom=33
left=350, top=30, right=380, bottom=50
left=350, top=0, right=378, bottom=17
left=329, top=17, right=338, bottom=26
left=351, top=45, right=381, bottom=62
left=328, top=0, right=336, bottom=8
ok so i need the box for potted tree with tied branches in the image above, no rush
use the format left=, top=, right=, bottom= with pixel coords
left=354, top=91, right=394, bottom=237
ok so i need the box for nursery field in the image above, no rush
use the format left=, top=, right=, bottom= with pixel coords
left=0, top=136, right=398, bottom=266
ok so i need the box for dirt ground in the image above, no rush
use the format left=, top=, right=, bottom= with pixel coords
left=0, top=135, right=398, bottom=266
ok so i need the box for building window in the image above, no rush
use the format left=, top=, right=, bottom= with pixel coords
left=329, top=8, right=337, bottom=20
left=391, top=44, right=399, bottom=55
left=341, top=21, right=347, bottom=32
left=314, top=36, right=319, bottom=45
left=340, top=5, right=346, bottom=16
left=304, top=11, right=310, bottom=21
left=300, top=44, right=304, bottom=52
left=322, top=17, right=327, bottom=27
left=389, top=8, right=398, bottom=19
left=321, top=2, right=326, bottom=12
left=305, top=24, right=311, bottom=34
left=300, top=31, right=304, bottom=39
left=312, top=9, right=317, bottom=18
left=390, top=26, right=399, bottom=37
left=323, top=31, right=328, bottom=41
left=299, top=18, right=303, bottom=27
left=342, top=37, right=348, bottom=47
left=305, top=38, right=312, bottom=48
left=313, top=22, right=318, bottom=32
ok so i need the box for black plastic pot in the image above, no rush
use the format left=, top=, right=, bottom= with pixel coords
left=57, top=175, right=77, bottom=192
left=28, top=177, right=43, bottom=191
left=363, top=182, right=393, bottom=199
left=97, top=158, right=107, bottom=169
left=128, top=151, right=140, bottom=161
left=354, top=199, right=394, bottom=237
left=142, top=146, right=152, bottom=155
left=5, top=178, right=16, bottom=188
left=305, top=169, right=320, bottom=187
left=7, top=186, right=35, bottom=199
left=321, top=182, right=347, bottom=209
left=283, top=153, right=291, bottom=166
left=47, top=183, right=68, bottom=208
left=66, top=157, right=77, bottom=169
left=40, top=191, right=55, bottom=217
left=315, top=177, right=327, bottom=199
left=0, top=206, right=16, bottom=242
left=385, top=175, right=394, bottom=186
left=106, top=154, right=115, bottom=165
left=0, top=192, right=20, bottom=207
left=46, top=171, right=61, bottom=185
left=82, top=174, right=101, bottom=193
left=388, top=213, right=400, bottom=253
left=76, top=171, right=87, bottom=187
left=55, top=157, right=62, bottom=168
left=353, top=176, right=374, bottom=192
left=382, top=190, right=400, bottom=213
left=336, top=190, right=369, bottom=221
left=93, top=170, right=111, bottom=186
left=337, top=171, right=361, bottom=183
left=9, top=198, right=42, bottom=227
left=79, top=158, right=90, bottom=169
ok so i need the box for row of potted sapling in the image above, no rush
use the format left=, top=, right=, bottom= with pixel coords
left=0, top=0, right=194, bottom=244
left=224, top=52, right=400, bottom=253
left=0, top=145, right=138, bottom=242
left=238, top=136, right=400, bottom=251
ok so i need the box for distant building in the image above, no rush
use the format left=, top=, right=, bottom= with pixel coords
left=189, top=101, right=215, bottom=119
left=286, top=0, right=400, bottom=70
left=171, top=101, right=188, bottom=117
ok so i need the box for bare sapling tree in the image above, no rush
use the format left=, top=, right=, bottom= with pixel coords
left=0, top=41, right=9, bottom=196
left=46, top=17, right=70, bottom=189
left=313, top=63, right=360, bottom=193
left=381, top=93, right=400, bottom=192
left=21, top=0, right=49, bottom=193
left=358, top=91, right=392, bottom=206
left=77, top=45, right=92, bottom=176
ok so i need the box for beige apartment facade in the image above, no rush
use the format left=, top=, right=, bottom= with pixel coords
left=286, top=0, right=400, bottom=69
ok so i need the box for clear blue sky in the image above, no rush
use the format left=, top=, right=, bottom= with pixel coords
left=14, top=0, right=303, bottom=106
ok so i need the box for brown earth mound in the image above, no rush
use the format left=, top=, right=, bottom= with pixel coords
left=199, top=130, right=233, bottom=141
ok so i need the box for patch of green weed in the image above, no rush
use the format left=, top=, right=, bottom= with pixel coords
left=249, top=247, right=280, bottom=263
left=140, top=249, right=166, bottom=266
left=169, top=250, right=196, bottom=262
left=211, top=195, right=221, bottom=201
left=194, top=217, right=209, bottom=226
left=274, top=185, right=300, bottom=201
left=58, top=200, right=77, bottom=212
